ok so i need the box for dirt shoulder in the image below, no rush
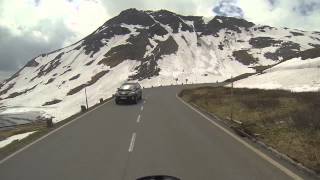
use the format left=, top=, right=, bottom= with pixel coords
left=179, top=86, right=320, bottom=174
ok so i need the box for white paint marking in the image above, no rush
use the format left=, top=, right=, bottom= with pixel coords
left=128, top=133, right=136, bottom=152
left=137, top=114, right=141, bottom=123
left=0, top=99, right=113, bottom=165
left=140, top=106, right=144, bottom=111
left=176, top=94, right=303, bottom=180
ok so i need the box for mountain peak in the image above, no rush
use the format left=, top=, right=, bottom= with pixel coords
left=212, top=15, right=255, bottom=27
left=105, top=8, right=154, bottom=27
left=203, top=15, right=255, bottom=34
left=119, top=8, right=142, bottom=15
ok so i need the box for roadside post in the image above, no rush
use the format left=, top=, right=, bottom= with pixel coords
left=46, top=118, right=53, bottom=128
left=230, top=76, right=234, bottom=122
left=85, top=87, right=89, bottom=109
left=81, top=105, right=87, bottom=112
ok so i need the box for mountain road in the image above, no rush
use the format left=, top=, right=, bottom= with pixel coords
left=0, top=84, right=315, bottom=180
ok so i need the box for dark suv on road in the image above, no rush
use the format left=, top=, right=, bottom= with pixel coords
left=115, top=82, right=142, bottom=104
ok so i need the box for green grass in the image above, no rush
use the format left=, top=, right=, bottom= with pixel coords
left=180, top=86, right=320, bottom=173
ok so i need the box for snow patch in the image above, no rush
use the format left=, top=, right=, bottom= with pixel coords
left=0, top=131, right=37, bottom=148
left=234, top=57, right=320, bottom=92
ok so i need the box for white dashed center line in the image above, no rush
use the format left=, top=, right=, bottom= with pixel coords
left=140, top=106, right=144, bottom=111
left=128, top=133, right=136, bottom=152
left=136, top=114, right=141, bottom=123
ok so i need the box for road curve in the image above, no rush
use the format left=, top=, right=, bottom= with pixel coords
left=0, top=85, right=315, bottom=180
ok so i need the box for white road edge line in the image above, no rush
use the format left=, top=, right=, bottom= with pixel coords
left=137, top=114, right=141, bottom=123
left=0, top=99, right=113, bottom=165
left=176, top=94, right=303, bottom=180
left=128, top=132, right=136, bottom=152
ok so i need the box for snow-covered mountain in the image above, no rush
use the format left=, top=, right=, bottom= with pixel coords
left=0, top=8, right=320, bottom=122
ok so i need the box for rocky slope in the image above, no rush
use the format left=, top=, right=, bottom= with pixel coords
left=0, top=8, right=319, bottom=122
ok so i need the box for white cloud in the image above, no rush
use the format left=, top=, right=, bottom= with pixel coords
left=193, top=0, right=217, bottom=17
left=0, top=0, right=110, bottom=44
left=101, top=0, right=218, bottom=18
left=63, top=0, right=110, bottom=42
left=0, top=0, right=111, bottom=78
left=0, top=70, right=13, bottom=82
left=238, top=0, right=320, bottom=31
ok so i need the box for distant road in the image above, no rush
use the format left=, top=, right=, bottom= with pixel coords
left=0, top=84, right=315, bottom=180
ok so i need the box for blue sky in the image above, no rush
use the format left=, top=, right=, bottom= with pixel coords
left=0, top=0, right=319, bottom=80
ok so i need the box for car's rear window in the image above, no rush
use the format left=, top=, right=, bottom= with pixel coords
left=120, top=84, right=135, bottom=90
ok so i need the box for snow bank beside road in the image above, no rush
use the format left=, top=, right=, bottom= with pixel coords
left=234, top=57, right=320, bottom=92
left=0, top=131, right=36, bottom=148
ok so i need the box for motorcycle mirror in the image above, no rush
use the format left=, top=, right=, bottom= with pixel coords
left=136, top=175, right=180, bottom=180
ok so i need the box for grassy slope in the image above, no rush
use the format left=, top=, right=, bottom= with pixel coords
left=180, top=86, right=320, bottom=173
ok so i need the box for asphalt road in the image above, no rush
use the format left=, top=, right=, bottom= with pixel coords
left=0, top=85, right=316, bottom=180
